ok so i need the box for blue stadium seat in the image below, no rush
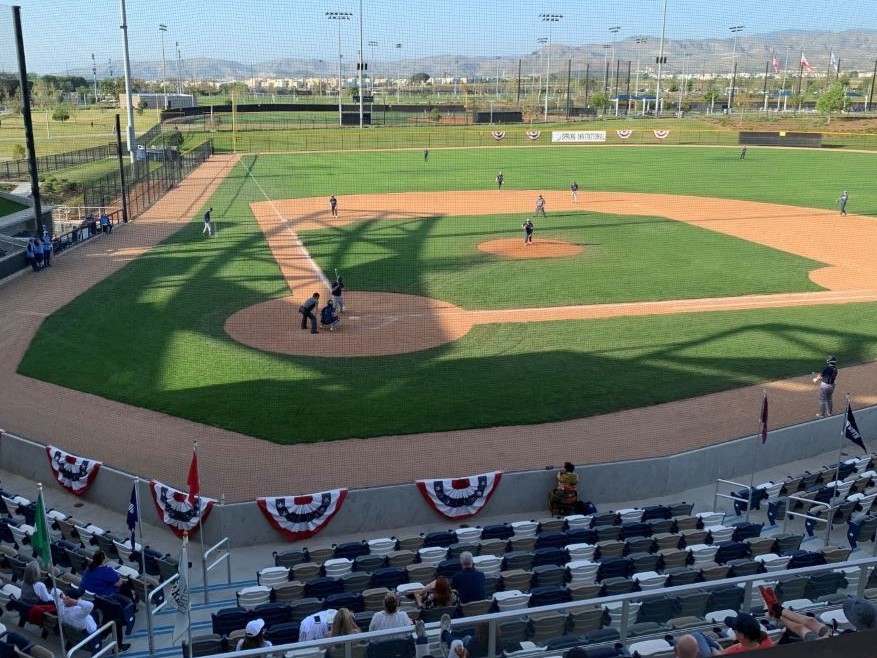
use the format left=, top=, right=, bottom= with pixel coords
left=325, top=592, right=365, bottom=613
left=786, top=551, right=826, bottom=570
left=621, top=523, right=650, bottom=539
left=641, top=505, right=671, bottom=521
left=266, top=622, right=299, bottom=645
left=436, top=558, right=462, bottom=579
left=533, top=547, right=567, bottom=567
left=536, top=532, right=569, bottom=549
left=304, top=576, right=342, bottom=599
left=423, top=531, right=456, bottom=548
left=370, top=567, right=408, bottom=590
left=528, top=585, right=570, bottom=607
left=480, top=524, right=513, bottom=541
left=731, top=522, right=764, bottom=542
left=211, top=607, right=250, bottom=637
left=367, top=638, right=415, bottom=658
left=253, top=602, right=292, bottom=629
left=334, top=541, right=369, bottom=560
left=714, top=541, right=750, bottom=564
left=597, top=557, right=633, bottom=581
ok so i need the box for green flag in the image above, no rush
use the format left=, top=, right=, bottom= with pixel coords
left=31, top=490, right=51, bottom=566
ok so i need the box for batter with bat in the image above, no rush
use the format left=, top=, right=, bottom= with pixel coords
left=331, top=269, right=346, bottom=312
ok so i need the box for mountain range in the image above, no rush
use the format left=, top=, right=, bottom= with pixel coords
left=69, top=29, right=877, bottom=81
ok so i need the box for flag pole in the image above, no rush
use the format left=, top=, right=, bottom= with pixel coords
left=832, top=394, right=851, bottom=503
left=746, top=389, right=768, bottom=522
left=36, top=484, right=66, bottom=654
left=184, top=532, right=193, bottom=649
left=134, top=477, right=148, bottom=592
left=193, top=441, right=207, bottom=603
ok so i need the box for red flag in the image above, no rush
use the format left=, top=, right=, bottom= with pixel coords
left=186, top=444, right=200, bottom=504
left=772, top=55, right=779, bottom=74
left=759, top=392, right=769, bottom=444
left=800, top=53, right=812, bottom=72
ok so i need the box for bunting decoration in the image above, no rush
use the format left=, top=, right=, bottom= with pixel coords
left=653, top=130, right=670, bottom=140
left=526, top=130, right=541, bottom=140
left=258, top=489, right=349, bottom=541
left=46, top=445, right=102, bottom=496
left=416, top=471, right=503, bottom=519
left=150, top=480, right=214, bottom=536
left=491, top=131, right=506, bottom=141
left=616, top=130, right=633, bottom=140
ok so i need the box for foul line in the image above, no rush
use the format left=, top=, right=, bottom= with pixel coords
left=245, top=165, right=331, bottom=292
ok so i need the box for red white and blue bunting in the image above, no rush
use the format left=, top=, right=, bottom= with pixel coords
left=416, top=471, right=503, bottom=519
left=526, top=130, right=541, bottom=140
left=653, top=130, right=670, bottom=140
left=149, top=480, right=214, bottom=537
left=491, top=131, right=506, bottom=141
left=258, top=489, right=349, bottom=541
left=46, top=445, right=102, bottom=496
left=616, top=130, right=633, bottom=140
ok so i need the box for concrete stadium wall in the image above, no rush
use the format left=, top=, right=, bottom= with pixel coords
left=2, top=407, right=875, bottom=548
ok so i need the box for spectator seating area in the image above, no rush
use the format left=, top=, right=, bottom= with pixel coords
left=0, top=452, right=875, bottom=658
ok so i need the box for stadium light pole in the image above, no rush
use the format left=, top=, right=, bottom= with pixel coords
left=728, top=25, right=744, bottom=113
left=537, top=37, right=548, bottom=104
left=654, top=0, right=667, bottom=117
left=357, top=0, right=364, bottom=128
left=159, top=24, right=168, bottom=110
left=176, top=41, right=182, bottom=95
left=368, top=41, right=379, bottom=95
left=634, top=37, right=647, bottom=115
left=395, top=43, right=402, bottom=103
left=602, top=44, right=611, bottom=94
left=119, top=0, right=137, bottom=164
left=539, top=13, right=563, bottom=122
left=91, top=53, right=99, bottom=105
left=609, top=25, right=620, bottom=78
left=326, top=11, right=352, bottom=126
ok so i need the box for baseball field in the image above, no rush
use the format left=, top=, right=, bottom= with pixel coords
left=17, top=144, right=877, bottom=446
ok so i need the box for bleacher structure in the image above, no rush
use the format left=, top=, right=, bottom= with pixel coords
left=0, top=452, right=876, bottom=658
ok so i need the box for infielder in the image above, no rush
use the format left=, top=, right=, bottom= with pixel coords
left=837, top=191, right=849, bottom=216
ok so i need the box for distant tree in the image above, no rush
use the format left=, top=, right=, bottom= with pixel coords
left=703, top=89, right=721, bottom=113
left=11, top=144, right=25, bottom=158
left=51, top=104, right=71, bottom=122
left=410, top=72, right=430, bottom=84
left=136, top=99, right=148, bottom=115
left=590, top=92, right=611, bottom=115
left=816, top=82, right=847, bottom=123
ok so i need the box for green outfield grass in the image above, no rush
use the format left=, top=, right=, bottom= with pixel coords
left=17, top=145, right=877, bottom=442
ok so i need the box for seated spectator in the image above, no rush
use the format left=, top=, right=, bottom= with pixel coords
left=300, top=609, right=337, bottom=642
left=18, top=560, right=56, bottom=625
left=330, top=608, right=361, bottom=638
left=765, top=590, right=875, bottom=640
left=368, top=592, right=413, bottom=638
left=450, top=552, right=485, bottom=604
left=440, top=617, right=494, bottom=658
left=551, top=461, right=578, bottom=513
left=54, top=587, right=130, bottom=653
left=321, top=300, right=341, bottom=331
left=721, top=613, right=772, bottom=653
left=415, top=575, right=458, bottom=609
left=237, top=618, right=272, bottom=651
left=80, top=551, right=137, bottom=606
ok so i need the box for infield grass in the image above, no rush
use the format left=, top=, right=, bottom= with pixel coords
left=17, top=145, right=877, bottom=442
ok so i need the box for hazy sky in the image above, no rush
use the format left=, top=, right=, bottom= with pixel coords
left=0, top=0, right=872, bottom=74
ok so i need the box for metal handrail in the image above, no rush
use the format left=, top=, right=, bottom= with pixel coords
left=198, top=555, right=877, bottom=658
left=65, top=620, right=119, bottom=658
left=783, top=495, right=834, bottom=545
left=145, top=572, right=179, bottom=655
left=202, top=536, right=232, bottom=603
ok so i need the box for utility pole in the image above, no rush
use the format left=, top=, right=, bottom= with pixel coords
left=91, top=53, right=99, bottom=104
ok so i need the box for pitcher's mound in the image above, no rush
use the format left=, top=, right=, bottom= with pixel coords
left=477, top=238, right=583, bottom=259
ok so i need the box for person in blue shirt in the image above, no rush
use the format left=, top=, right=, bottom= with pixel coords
left=100, top=212, right=111, bottom=234
left=449, top=552, right=485, bottom=603
left=321, top=300, right=341, bottom=331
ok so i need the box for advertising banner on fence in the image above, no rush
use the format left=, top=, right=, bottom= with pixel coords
left=551, top=131, right=607, bottom=143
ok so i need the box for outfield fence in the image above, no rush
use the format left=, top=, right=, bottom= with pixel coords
left=0, top=124, right=164, bottom=181
left=177, top=120, right=877, bottom=154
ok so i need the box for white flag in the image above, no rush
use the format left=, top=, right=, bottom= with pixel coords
left=170, top=536, right=191, bottom=644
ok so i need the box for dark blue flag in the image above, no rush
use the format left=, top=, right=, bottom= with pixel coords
left=126, top=483, right=139, bottom=547
left=844, top=403, right=867, bottom=452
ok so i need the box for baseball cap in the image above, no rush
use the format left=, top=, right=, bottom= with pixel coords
left=724, top=613, right=761, bottom=641
left=843, top=596, right=876, bottom=630
left=65, top=587, right=82, bottom=600
left=246, top=619, right=265, bottom=637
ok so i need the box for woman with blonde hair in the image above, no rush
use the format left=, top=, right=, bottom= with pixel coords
left=330, top=608, right=361, bottom=638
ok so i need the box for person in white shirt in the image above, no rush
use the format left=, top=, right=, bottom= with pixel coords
left=299, top=609, right=337, bottom=642
left=368, top=592, right=413, bottom=639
